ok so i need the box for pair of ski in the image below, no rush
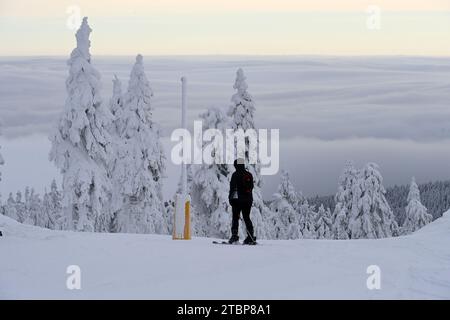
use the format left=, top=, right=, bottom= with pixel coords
left=212, top=240, right=258, bottom=246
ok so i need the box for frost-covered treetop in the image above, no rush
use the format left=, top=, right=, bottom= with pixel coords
left=407, top=177, right=421, bottom=203
left=50, top=179, right=58, bottom=193
left=197, top=107, right=229, bottom=165
left=233, top=68, right=248, bottom=94
left=74, top=17, right=92, bottom=61
left=277, top=170, right=300, bottom=205
left=127, top=54, right=153, bottom=115
left=362, top=162, right=385, bottom=192
left=56, top=15, right=110, bottom=164
left=136, top=53, right=143, bottom=64
left=112, top=74, right=122, bottom=96
left=229, top=68, right=256, bottom=131
left=110, top=74, right=123, bottom=116
left=199, top=107, right=229, bottom=131
left=334, top=160, right=357, bottom=205
left=344, top=160, right=355, bottom=172
left=339, top=160, right=356, bottom=184
left=403, top=176, right=432, bottom=234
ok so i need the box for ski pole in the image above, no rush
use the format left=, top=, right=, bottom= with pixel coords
left=239, top=216, right=256, bottom=243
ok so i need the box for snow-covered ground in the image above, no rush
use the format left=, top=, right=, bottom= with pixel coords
left=1, top=210, right=449, bottom=299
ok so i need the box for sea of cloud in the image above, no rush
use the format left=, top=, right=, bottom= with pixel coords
left=1, top=56, right=450, bottom=199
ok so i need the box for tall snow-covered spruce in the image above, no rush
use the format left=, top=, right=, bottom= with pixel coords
left=402, top=177, right=432, bottom=234
left=228, top=68, right=256, bottom=132
left=191, top=107, right=232, bottom=238
left=4, top=193, right=19, bottom=221
left=269, top=170, right=302, bottom=239
left=13, top=191, right=25, bottom=222
left=298, top=201, right=317, bottom=239
left=24, top=188, right=45, bottom=227
left=107, top=75, right=124, bottom=224
left=349, top=163, right=399, bottom=239
left=315, top=205, right=333, bottom=239
left=332, top=161, right=358, bottom=239
left=227, top=68, right=271, bottom=239
left=49, top=17, right=113, bottom=232
left=43, top=179, right=64, bottom=230
left=332, top=162, right=398, bottom=239
left=108, top=75, right=125, bottom=138
left=111, top=54, right=166, bottom=234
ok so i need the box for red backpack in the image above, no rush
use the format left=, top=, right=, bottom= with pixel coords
left=242, top=171, right=253, bottom=194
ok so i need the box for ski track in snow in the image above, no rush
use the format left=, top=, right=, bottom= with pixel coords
left=1, top=211, right=450, bottom=299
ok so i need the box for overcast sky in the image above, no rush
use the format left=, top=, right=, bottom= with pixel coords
left=1, top=0, right=450, bottom=55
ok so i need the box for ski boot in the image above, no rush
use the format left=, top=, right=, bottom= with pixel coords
left=228, top=235, right=239, bottom=244
left=243, top=235, right=257, bottom=245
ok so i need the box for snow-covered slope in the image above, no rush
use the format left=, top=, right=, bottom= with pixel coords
left=1, top=211, right=449, bottom=299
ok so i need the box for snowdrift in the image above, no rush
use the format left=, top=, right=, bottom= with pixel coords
left=1, top=211, right=449, bottom=299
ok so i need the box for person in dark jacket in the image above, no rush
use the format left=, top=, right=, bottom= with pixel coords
left=228, top=158, right=256, bottom=244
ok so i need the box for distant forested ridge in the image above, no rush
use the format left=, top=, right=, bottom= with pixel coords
left=308, top=180, right=450, bottom=223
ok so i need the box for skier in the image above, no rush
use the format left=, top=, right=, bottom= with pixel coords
left=228, top=158, right=256, bottom=245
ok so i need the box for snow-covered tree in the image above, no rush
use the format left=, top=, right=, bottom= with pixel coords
left=43, top=179, right=64, bottom=230
left=269, top=170, right=301, bottom=239
left=348, top=163, right=399, bottom=239
left=402, top=177, right=432, bottom=234
left=111, top=54, right=166, bottom=234
left=26, top=189, right=46, bottom=228
left=0, top=126, right=4, bottom=186
left=311, top=179, right=450, bottom=224
left=14, top=191, right=26, bottom=223
left=108, top=74, right=125, bottom=143
left=22, top=187, right=38, bottom=226
left=411, top=180, right=450, bottom=221
left=275, top=170, right=302, bottom=210
left=109, top=75, right=124, bottom=119
left=49, top=17, right=113, bottom=232
left=106, top=75, right=125, bottom=228
left=228, top=68, right=256, bottom=131
left=227, top=68, right=271, bottom=239
left=298, top=201, right=317, bottom=239
left=191, top=107, right=232, bottom=238
left=21, top=187, right=32, bottom=225
left=315, top=205, right=333, bottom=239
left=3, top=193, right=19, bottom=221
left=0, top=122, right=5, bottom=209
left=332, top=161, right=358, bottom=239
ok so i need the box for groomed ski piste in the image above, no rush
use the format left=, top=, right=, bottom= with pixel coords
left=1, top=211, right=450, bottom=299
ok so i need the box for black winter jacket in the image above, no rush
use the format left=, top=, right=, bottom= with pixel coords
left=229, top=165, right=254, bottom=205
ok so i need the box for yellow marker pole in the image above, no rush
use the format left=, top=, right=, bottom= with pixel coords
left=173, top=194, right=191, bottom=240
left=173, top=77, right=191, bottom=240
left=184, top=200, right=191, bottom=240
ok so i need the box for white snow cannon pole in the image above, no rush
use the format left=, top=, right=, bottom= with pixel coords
left=173, top=76, right=191, bottom=240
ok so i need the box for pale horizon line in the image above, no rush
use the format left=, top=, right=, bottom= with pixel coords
left=1, top=54, right=450, bottom=59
